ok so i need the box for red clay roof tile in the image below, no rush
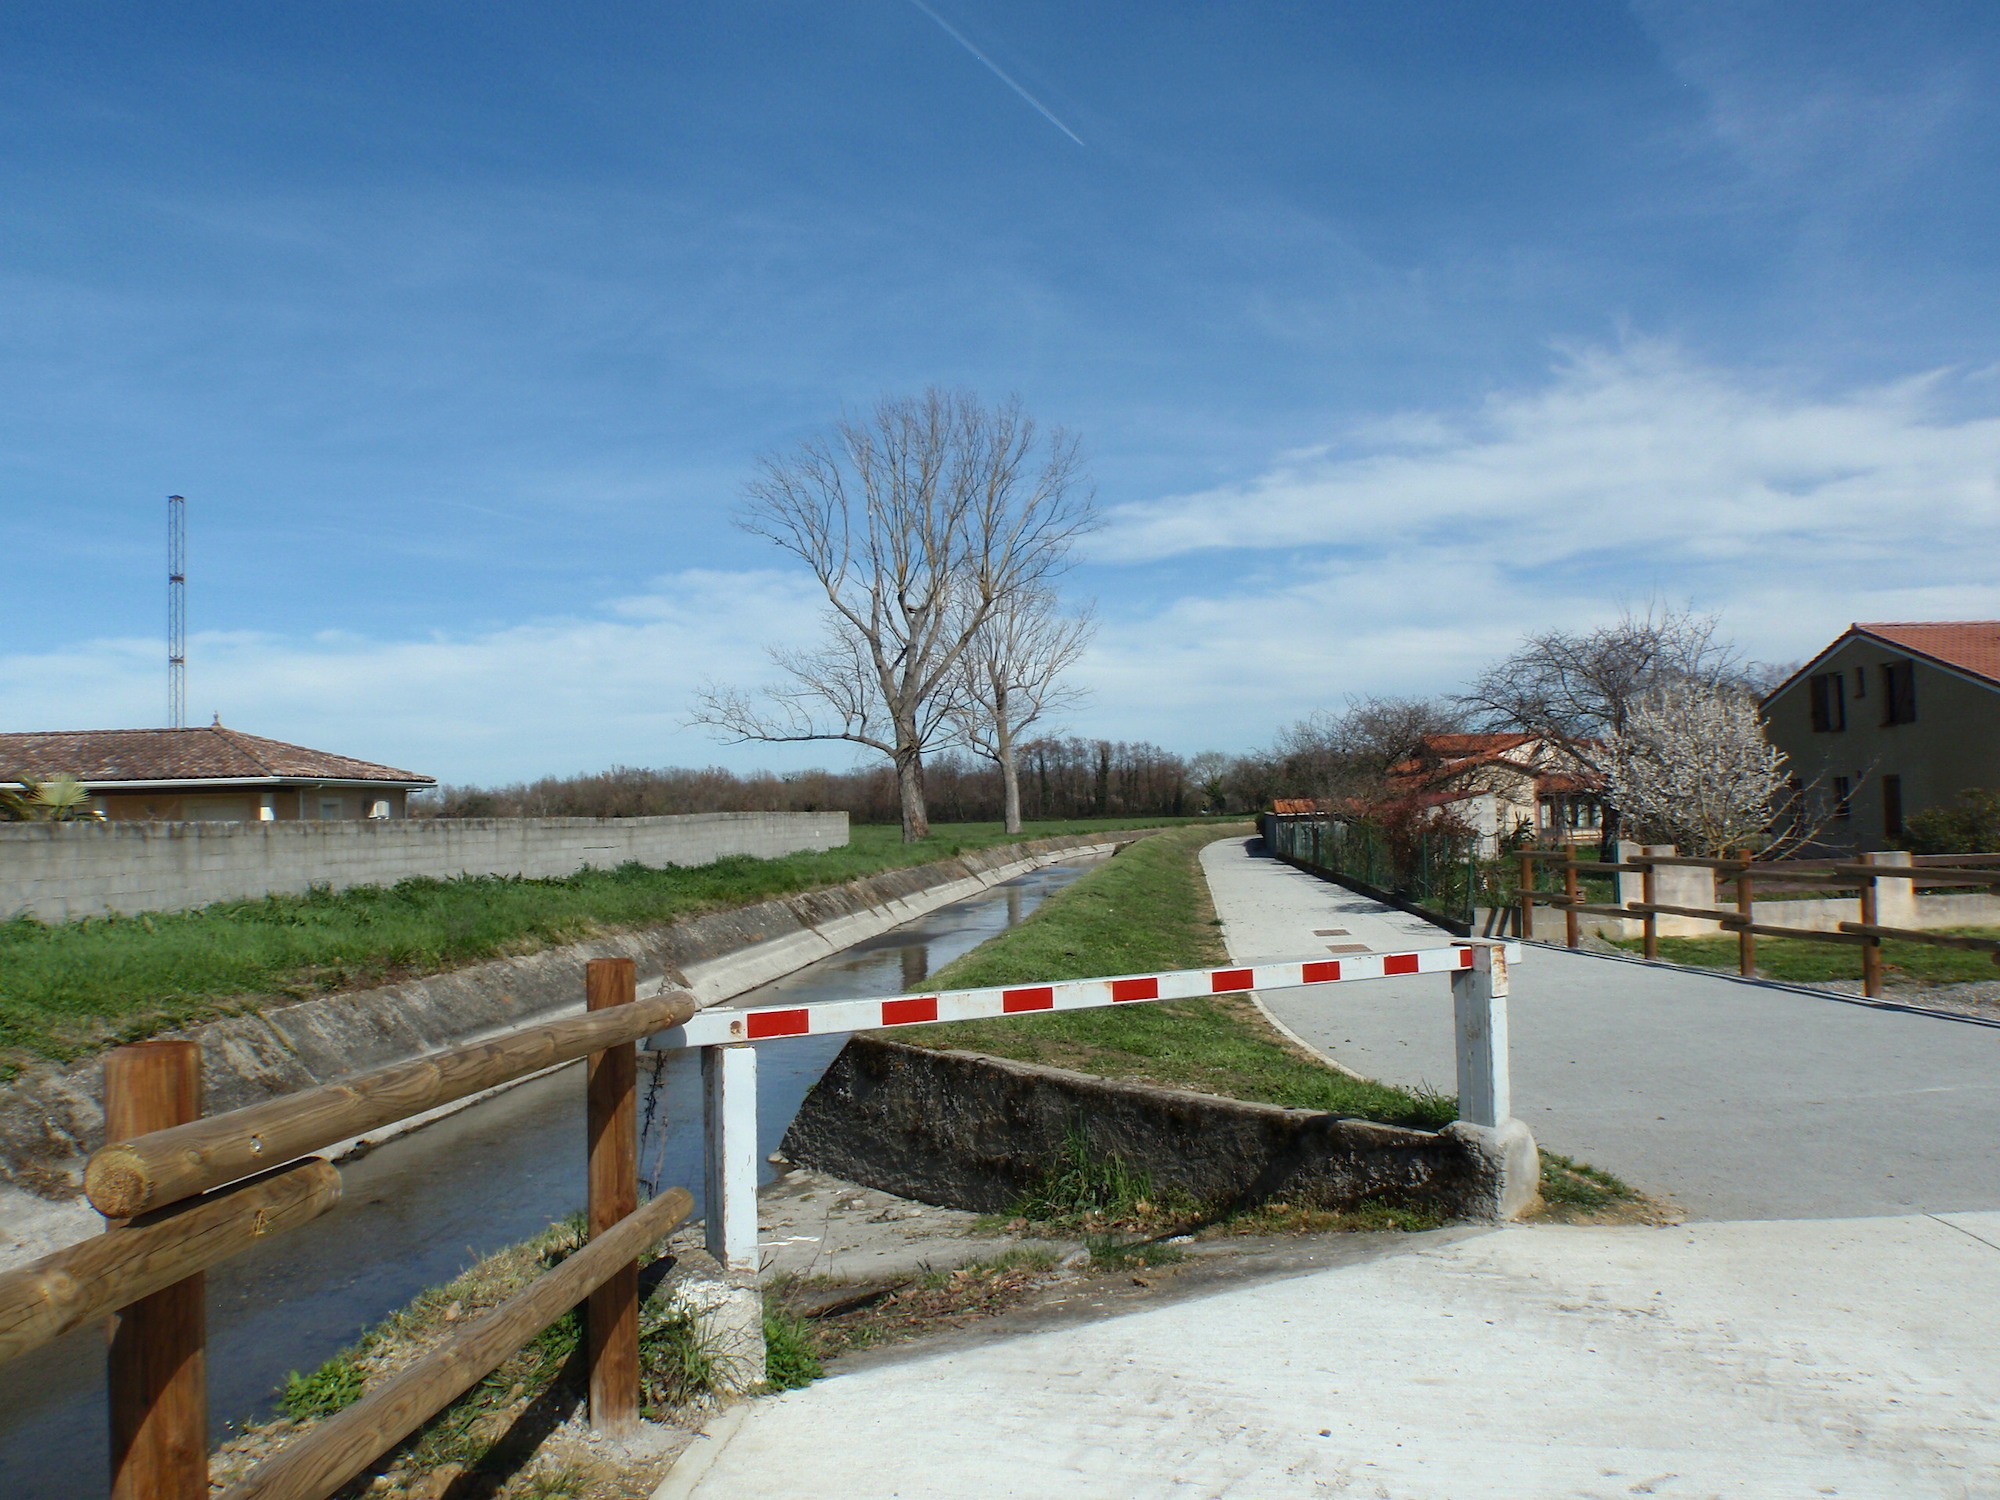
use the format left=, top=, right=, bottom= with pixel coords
left=1855, top=621, right=2000, bottom=687
left=0, top=725, right=433, bottom=786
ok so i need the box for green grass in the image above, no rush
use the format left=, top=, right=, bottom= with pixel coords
left=279, top=1349, right=366, bottom=1421
left=1537, top=1151, right=1640, bottom=1213
left=1083, top=1234, right=1186, bottom=1270
left=0, top=816, right=1208, bottom=1078
left=1612, top=929, right=2000, bottom=987
left=761, top=1306, right=824, bottom=1391
left=1012, top=1126, right=1172, bottom=1228
left=906, top=824, right=1458, bottom=1131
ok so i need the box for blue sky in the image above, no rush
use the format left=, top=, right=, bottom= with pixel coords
left=4, top=2, right=1998, bottom=782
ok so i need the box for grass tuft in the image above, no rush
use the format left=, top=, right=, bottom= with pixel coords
left=1538, top=1150, right=1638, bottom=1211
left=279, top=1349, right=366, bottom=1421
left=1013, top=1127, right=1173, bottom=1229
left=1084, top=1234, right=1185, bottom=1270
left=760, top=1306, right=824, bottom=1391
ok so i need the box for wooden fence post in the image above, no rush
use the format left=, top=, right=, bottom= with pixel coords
left=106, top=1040, right=207, bottom=1500
left=1858, top=857, right=1884, bottom=999
left=1736, top=854, right=1756, bottom=978
left=1563, top=843, right=1581, bottom=950
left=1640, top=857, right=1658, bottom=962
left=1517, top=852, right=1535, bottom=942
left=585, top=958, right=639, bottom=1438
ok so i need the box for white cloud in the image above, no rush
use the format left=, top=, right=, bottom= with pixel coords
left=0, top=570, right=834, bottom=785
left=1097, top=341, right=2000, bottom=582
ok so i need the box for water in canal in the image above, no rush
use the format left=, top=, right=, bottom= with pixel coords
left=0, top=858, right=1095, bottom=1498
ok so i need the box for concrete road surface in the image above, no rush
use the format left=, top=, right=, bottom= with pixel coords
left=662, top=1212, right=2000, bottom=1499
left=1203, top=836, right=2000, bottom=1220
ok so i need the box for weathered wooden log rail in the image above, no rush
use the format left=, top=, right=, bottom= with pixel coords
left=0, top=959, right=695, bottom=1500
left=1514, top=848, right=2000, bottom=996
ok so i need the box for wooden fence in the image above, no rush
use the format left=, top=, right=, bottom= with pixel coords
left=1515, top=849, right=2000, bottom=997
left=0, top=958, right=694, bottom=1500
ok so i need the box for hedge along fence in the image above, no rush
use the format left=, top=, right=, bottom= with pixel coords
left=1262, top=814, right=1479, bottom=933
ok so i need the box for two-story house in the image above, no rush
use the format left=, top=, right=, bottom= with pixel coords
left=1761, top=621, right=2000, bottom=850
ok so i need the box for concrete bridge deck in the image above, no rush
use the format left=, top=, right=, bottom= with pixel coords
left=656, top=836, right=2000, bottom=1499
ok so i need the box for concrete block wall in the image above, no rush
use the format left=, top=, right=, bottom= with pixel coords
left=0, top=812, right=849, bottom=923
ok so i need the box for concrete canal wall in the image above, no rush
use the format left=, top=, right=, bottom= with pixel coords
left=0, top=810, right=850, bottom=923
left=0, top=832, right=1143, bottom=1270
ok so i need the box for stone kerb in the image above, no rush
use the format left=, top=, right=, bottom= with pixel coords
left=0, top=811, right=848, bottom=922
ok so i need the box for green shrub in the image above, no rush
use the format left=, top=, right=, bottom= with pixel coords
left=1904, top=789, right=2000, bottom=856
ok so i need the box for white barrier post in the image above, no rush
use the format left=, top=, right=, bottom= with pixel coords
left=1451, top=942, right=1510, bottom=1128
left=702, top=1044, right=760, bottom=1275
left=1448, top=942, right=1538, bottom=1219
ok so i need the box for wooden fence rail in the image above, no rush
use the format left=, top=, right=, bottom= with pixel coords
left=1515, top=849, right=2000, bottom=997
left=1, top=957, right=691, bottom=1499
left=87, top=988, right=696, bottom=1220
left=0, top=1158, right=340, bottom=1366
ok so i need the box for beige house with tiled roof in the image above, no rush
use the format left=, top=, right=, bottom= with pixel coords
left=0, top=721, right=434, bottom=823
left=1762, top=622, right=2000, bottom=850
left=1388, top=733, right=1606, bottom=854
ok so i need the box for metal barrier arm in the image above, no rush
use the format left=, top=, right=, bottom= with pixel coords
left=653, top=942, right=1523, bottom=1050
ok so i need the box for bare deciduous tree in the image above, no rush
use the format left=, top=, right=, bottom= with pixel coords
left=948, top=588, right=1095, bottom=834
left=1604, top=683, right=1790, bottom=857
left=691, top=389, right=1095, bottom=842
left=1271, top=695, right=1466, bottom=805
left=1459, top=603, right=1741, bottom=847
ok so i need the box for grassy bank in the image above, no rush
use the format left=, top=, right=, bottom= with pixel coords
left=0, top=816, right=1212, bottom=1079
left=906, top=824, right=1456, bottom=1130
left=1612, top=929, right=2000, bottom=988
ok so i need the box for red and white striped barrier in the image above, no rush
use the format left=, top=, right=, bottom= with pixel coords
left=655, top=941, right=1518, bottom=1050
left=655, top=939, right=1521, bottom=1275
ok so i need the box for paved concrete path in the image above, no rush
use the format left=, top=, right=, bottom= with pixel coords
left=1203, top=837, right=2000, bottom=1221
left=665, top=1212, right=2000, bottom=1498
left=655, top=835, right=2000, bottom=1499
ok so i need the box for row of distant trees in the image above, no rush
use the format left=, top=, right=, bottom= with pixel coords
left=425, top=738, right=1208, bottom=825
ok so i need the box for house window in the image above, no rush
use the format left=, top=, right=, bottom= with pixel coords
left=318, top=798, right=344, bottom=820
left=1852, top=666, right=1865, bottom=699
left=1832, top=776, right=1852, bottom=822
left=1808, top=672, right=1846, bottom=732
left=1882, top=775, right=1903, bottom=840
left=1881, top=659, right=1917, bottom=726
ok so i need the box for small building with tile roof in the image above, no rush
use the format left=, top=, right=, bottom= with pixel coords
left=0, top=720, right=435, bottom=823
left=1762, top=622, right=2000, bottom=849
left=1386, top=733, right=1605, bottom=854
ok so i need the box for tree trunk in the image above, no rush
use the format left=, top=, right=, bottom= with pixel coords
left=896, top=746, right=930, bottom=843
left=993, top=684, right=1022, bottom=836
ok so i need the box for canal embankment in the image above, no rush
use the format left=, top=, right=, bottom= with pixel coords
left=0, top=831, right=1145, bottom=1269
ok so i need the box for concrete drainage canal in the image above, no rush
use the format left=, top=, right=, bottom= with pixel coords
left=0, top=857, right=1101, bottom=1500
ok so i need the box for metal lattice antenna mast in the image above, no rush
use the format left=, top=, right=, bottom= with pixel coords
left=168, top=494, right=186, bottom=729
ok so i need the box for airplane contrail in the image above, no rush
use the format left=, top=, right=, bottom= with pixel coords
left=905, top=0, right=1085, bottom=147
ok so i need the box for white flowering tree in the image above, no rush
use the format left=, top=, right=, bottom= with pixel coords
left=1604, top=684, right=1790, bottom=857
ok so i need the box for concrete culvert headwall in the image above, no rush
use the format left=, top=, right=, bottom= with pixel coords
left=782, top=1037, right=1512, bottom=1221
